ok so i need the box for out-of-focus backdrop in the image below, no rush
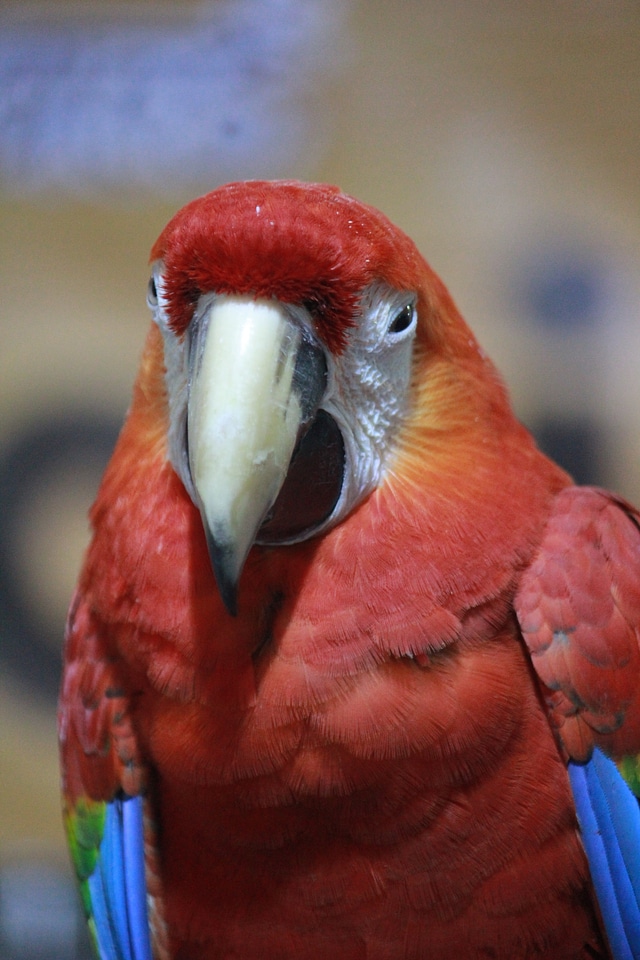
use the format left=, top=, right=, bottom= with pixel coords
left=0, top=1, right=638, bottom=956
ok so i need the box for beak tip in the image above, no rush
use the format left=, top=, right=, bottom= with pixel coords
left=220, top=584, right=239, bottom=619
left=204, top=527, right=240, bottom=617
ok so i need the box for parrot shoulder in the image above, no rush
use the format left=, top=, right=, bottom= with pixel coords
left=59, top=590, right=168, bottom=960
left=59, top=589, right=147, bottom=801
left=515, top=485, right=640, bottom=763
left=516, top=486, right=640, bottom=958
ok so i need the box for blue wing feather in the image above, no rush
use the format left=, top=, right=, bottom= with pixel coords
left=569, top=749, right=640, bottom=960
left=122, top=794, right=154, bottom=960
left=86, top=794, right=153, bottom=960
left=104, top=803, right=134, bottom=960
left=88, top=852, right=122, bottom=960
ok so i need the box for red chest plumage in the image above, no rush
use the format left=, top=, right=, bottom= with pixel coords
left=67, top=347, right=600, bottom=958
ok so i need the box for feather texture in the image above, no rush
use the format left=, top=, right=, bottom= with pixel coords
left=64, top=794, right=152, bottom=960
left=569, top=750, right=640, bottom=960
left=516, top=487, right=640, bottom=762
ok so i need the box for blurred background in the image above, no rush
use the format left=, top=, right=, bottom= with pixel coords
left=0, top=0, right=639, bottom=956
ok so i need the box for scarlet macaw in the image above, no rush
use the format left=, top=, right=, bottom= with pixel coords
left=59, top=180, right=640, bottom=959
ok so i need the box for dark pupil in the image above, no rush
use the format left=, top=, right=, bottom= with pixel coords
left=389, top=303, right=413, bottom=334
left=148, top=277, right=158, bottom=301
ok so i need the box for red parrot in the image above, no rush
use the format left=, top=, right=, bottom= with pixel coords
left=59, top=180, right=640, bottom=960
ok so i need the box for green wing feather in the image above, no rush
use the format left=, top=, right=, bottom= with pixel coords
left=64, top=797, right=107, bottom=952
left=617, top=756, right=640, bottom=799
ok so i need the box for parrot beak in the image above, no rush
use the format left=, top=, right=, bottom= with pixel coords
left=187, top=295, right=327, bottom=615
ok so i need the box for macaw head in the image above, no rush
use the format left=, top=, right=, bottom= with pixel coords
left=147, top=180, right=505, bottom=613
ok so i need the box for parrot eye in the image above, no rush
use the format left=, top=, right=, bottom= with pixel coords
left=387, top=301, right=416, bottom=336
left=147, top=276, right=159, bottom=307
